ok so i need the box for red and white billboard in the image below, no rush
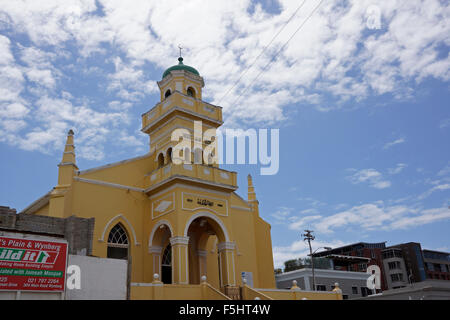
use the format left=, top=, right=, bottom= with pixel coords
left=0, top=236, right=68, bottom=292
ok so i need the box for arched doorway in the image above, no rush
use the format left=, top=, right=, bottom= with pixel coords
left=107, top=223, right=129, bottom=260
left=149, top=222, right=173, bottom=283
left=185, top=215, right=234, bottom=288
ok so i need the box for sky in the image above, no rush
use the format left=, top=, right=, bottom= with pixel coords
left=0, top=0, right=449, bottom=269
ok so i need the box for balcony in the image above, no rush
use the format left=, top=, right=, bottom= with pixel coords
left=141, top=91, right=222, bottom=132
left=145, top=163, right=237, bottom=193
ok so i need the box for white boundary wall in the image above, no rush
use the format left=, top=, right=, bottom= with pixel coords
left=66, top=255, right=127, bottom=300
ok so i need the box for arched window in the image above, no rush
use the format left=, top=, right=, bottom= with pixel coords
left=158, top=153, right=165, bottom=168
left=162, top=244, right=172, bottom=266
left=184, top=147, right=191, bottom=163
left=207, top=152, right=215, bottom=166
left=165, top=89, right=171, bottom=98
left=107, top=223, right=129, bottom=260
left=187, top=87, right=195, bottom=98
left=194, top=148, right=202, bottom=164
left=161, top=244, right=172, bottom=284
left=166, top=148, right=172, bottom=164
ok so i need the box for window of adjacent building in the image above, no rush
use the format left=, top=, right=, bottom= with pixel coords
left=361, top=287, right=369, bottom=297
left=165, top=89, right=171, bottom=98
left=388, top=261, right=402, bottom=270
left=352, top=286, right=358, bottom=294
left=358, top=263, right=367, bottom=271
left=390, top=273, right=404, bottom=282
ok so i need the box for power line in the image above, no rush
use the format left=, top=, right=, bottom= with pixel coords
left=228, top=0, right=324, bottom=107
left=218, top=0, right=308, bottom=104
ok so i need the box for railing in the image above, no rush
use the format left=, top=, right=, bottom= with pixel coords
left=147, top=163, right=237, bottom=190
left=242, top=279, right=343, bottom=300
left=241, top=285, right=273, bottom=300
left=254, top=288, right=342, bottom=300
left=130, top=276, right=231, bottom=300
left=142, top=91, right=222, bottom=131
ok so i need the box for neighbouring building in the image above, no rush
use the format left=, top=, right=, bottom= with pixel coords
left=382, top=242, right=450, bottom=289
left=356, top=280, right=450, bottom=300
left=275, top=268, right=371, bottom=300
left=16, top=57, right=294, bottom=300
left=423, top=249, right=450, bottom=281
left=382, top=247, right=410, bottom=289
left=386, top=242, right=427, bottom=285
left=312, top=242, right=388, bottom=292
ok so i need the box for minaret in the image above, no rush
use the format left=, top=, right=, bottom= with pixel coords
left=57, top=129, right=78, bottom=186
left=49, top=129, right=78, bottom=218
left=247, top=174, right=259, bottom=214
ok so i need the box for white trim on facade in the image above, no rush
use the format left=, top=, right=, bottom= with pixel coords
left=183, top=211, right=230, bottom=242
left=74, top=177, right=145, bottom=193
left=99, top=214, right=141, bottom=246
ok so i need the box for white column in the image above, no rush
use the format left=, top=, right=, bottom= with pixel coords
left=197, top=249, right=208, bottom=278
left=149, top=246, right=163, bottom=277
left=170, top=236, right=190, bottom=284
left=218, top=242, right=236, bottom=287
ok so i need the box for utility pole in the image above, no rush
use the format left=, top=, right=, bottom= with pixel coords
left=302, top=230, right=316, bottom=291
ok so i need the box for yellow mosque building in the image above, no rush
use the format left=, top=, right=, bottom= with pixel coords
left=22, top=57, right=342, bottom=300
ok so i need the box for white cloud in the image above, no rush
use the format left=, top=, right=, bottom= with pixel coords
left=0, top=0, right=449, bottom=157
left=273, top=239, right=347, bottom=269
left=437, top=162, right=450, bottom=177
left=271, top=206, right=294, bottom=221
left=0, top=102, right=29, bottom=119
left=288, top=202, right=450, bottom=234
left=107, top=57, right=158, bottom=101
left=347, top=168, right=391, bottom=189
left=440, top=118, right=450, bottom=129
left=418, top=183, right=450, bottom=200
left=388, top=163, right=407, bottom=175
left=383, top=137, right=406, bottom=150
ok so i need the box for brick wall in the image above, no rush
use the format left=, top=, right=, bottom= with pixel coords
left=0, top=206, right=95, bottom=255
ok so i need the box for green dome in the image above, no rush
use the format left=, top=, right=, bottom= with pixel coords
left=162, top=57, right=199, bottom=79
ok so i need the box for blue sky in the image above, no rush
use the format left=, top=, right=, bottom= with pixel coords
left=0, top=0, right=449, bottom=268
